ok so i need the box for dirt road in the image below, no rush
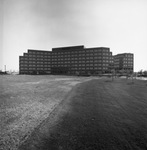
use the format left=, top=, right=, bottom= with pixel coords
left=19, top=78, right=147, bottom=150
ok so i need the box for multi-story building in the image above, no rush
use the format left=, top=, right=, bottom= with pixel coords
left=114, top=53, right=134, bottom=73
left=51, top=45, right=113, bottom=75
left=19, top=45, right=113, bottom=75
left=19, top=49, right=52, bottom=74
left=19, top=45, right=133, bottom=75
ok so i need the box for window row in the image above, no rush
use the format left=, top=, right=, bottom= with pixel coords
left=20, top=64, right=51, bottom=67
left=54, top=64, right=108, bottom=67
left=52, top=60, right=111, bottom=63
left=52, top=50, right=109, bottom=55
left=23, top=55, right=51, bottom=57
left=20, top=68, right=51, bottom=70
left=52, top=53, right=111, bottom=57
left=28, top=51, right=51, bottom=55
left=52, top=56, right=111, bottom=60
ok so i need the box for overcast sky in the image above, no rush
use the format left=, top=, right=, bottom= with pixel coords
left=0, top=0, right=147, bottom=71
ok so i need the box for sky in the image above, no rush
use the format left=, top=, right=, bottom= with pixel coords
left=0, top=0, right=147, bottom=72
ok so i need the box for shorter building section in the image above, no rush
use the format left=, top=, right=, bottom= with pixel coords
left=114, top=53, right=134, bottom=73
left=19, top=49, right=52, bottom=75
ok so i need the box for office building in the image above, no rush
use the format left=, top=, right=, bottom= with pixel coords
left=19, top=49, right=52, bottom=75
left=114, top=53, right=134, bottom=73
left=51, top=46, right=113, bottom=75
left=19, top=45, right=133, bottom=75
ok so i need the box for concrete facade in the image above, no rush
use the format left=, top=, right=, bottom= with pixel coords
left=19, top=45, right=133, bottom=75
left=114, top=53, right=134, bottom=73
left=19, top=50, right=52, bottom=75
left=51, top=46, right=113, bottom=75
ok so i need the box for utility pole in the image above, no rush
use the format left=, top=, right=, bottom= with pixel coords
left=4, top=65, right=6, bottom=73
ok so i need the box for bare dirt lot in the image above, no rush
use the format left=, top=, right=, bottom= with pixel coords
left=0, top=75, right=91, bottom=150
left=18, top=78, right=147, bottom=150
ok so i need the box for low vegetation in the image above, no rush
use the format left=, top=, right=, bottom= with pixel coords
left=0, top=75, right=91, bottom=150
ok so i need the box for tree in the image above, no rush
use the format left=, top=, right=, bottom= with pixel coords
left=108, top=63, right=115, bottom=81
left=138, top=69, right=143, bottom=76
left=143, top=70, right=147, bottom=77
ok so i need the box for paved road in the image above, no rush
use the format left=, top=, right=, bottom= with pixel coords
left=19, top=78, right=147, bottom=150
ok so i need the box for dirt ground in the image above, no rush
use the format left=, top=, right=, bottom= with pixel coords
left=18, top=78, right=147, bottom=150
left=0, top=75, right=92, bottom=150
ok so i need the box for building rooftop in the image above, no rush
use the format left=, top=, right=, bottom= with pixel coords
left=114, top=53, right=133, bottom=56
left=52, top=45, right=84, bottom=51
left=28, top=49, right=51, bottom=53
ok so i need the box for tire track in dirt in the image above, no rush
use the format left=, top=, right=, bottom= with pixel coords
left=19, top=78, right=147, bottom=150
